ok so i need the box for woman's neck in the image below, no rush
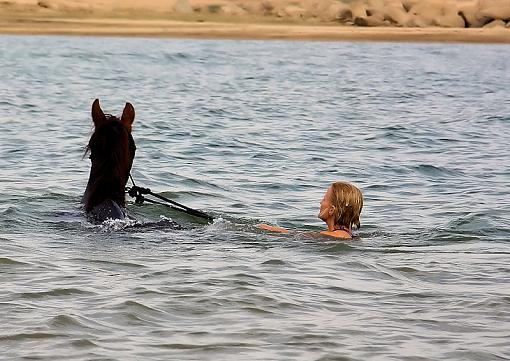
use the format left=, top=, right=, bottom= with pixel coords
left=326, top=219, right=337, bottom=232
left=326, top=219, right=350, bottom=232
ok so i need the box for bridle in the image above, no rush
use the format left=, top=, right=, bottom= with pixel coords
left=126, top=174, right=213, bottom=222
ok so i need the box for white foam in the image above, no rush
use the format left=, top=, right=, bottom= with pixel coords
left=99, top=217, right=140, bottom=231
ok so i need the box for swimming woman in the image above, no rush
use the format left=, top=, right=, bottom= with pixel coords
left=259, top=181, right=363, bottom=239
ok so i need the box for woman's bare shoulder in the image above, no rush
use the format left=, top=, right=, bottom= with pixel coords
left=319, top=230, right=352, bottom=239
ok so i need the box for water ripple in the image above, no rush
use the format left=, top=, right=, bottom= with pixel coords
left=19, top=288, right=94, bottom=299
left=0, top=36, right=508, bottom=361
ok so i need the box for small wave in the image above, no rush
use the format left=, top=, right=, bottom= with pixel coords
left=163, top=52, right=190, bottom=61
left=326, top=285, right=380, bottom=296
left=20, top=288, right=93, bottom=299
left=86, top=259, right=147, bottom=269
left=129, top=216, right=186, bottom=231
left=241, top=306, right=275, bottom=315
left=161, top=176, right=227, bottom=191
left=90, top=214, right=184, bottom=232
left=0, top=332, right=63, bottom=341
left=261, top=259, right=286, bottom=265
left=458, top=295, right=510, bottom=309
left=231, top=272, right=264, bottom=281
left=364, top=183, right=392, bottom=190
left=122, top=312, right=151, bottom=323
left=70, top=339, right=98, bottom=348
left=250, top=152, right=287, bottom=160
left=392, top=266, right=420, bottom=274
left=133, top=286, right=166, bottom=296
left=431, top=212, right=501, bottom=242
left=382, top=125, right=407, bottom=131
left=149, top=341, right=256, bottom=350
left=320, top=242, right=356, bottom=253
left=99, top=218, right=140, bottom=231
left=394, top=292, right=438, bottom=299
left=446, top=213, right=493, bottom=231
left=437, top=137, right=461, bottom=143
left=0, top=257, right=27, bottom=266
left=485, top=115, right=509, bottom=123
left=0, top=100, right=14, bottom=107
left=202, top=216, right=243, bottom=233
left=49, top=314, right=84, bottom=328
left=0, top=206, right=18, bottom=215
left=115, top=300, right=164, bottom=315
left=140, top=270, right=174, bottom=279
left=412, top=164, right=464, bottom=177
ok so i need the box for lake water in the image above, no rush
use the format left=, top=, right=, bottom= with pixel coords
left=0, top=35, right=509, bottom=360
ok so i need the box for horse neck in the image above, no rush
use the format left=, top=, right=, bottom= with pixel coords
left=83, top=120, right=135, bottom=212
left=84, top=160, right=130, bottom=212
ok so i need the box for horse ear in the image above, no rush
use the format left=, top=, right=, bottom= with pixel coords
left=91, top=99, right=107, bottom=128
left=121, top=102, right=135, bottom=132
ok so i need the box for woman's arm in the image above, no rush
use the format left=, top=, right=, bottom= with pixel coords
left=258, top=223, right=290, bottom=234
left=259, top=224, right=351, bottom=239
left=259, top=224, right=330, bottom=238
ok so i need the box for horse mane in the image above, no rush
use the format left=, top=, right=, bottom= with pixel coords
left=84, top=115, right=136, bottom=212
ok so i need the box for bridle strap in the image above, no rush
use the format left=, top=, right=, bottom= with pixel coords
left=127, top=174, right=214, bottom=222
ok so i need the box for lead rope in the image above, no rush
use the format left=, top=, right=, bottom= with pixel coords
left=126, top=174, right=214, bottom=222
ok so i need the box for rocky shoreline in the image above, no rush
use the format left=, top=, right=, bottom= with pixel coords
left=1, top=0, right=509, bottom=42
left=183, top=0, right=510, bottom=29
left=3, top=0, right=509, bottom=29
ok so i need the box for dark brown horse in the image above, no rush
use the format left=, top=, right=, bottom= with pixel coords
left=83, top=99, right=136, bottom=223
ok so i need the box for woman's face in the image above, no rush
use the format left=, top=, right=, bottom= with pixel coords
left=318, top=186, right=334, bottom=221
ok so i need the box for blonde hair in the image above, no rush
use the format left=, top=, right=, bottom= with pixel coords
left=330, top=181, right=363, bottom=229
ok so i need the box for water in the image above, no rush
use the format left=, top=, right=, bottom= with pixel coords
left=1, top=35, right=509, bottom=360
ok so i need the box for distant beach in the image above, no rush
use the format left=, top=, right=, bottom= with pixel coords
left=1, top=0, right=509, bottom=42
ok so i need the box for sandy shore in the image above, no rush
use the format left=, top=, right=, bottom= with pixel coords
left=1, top=17, right=510, bottom=43
left=1, top=0, right=509, bottom=43
left=0, top=18, right=510, bottom=43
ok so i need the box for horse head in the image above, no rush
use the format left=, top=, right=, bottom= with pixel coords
left=83, top=99, right=136, bottom=222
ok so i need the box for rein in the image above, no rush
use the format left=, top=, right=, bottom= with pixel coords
left=126, top=175, right=214, bottom=222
